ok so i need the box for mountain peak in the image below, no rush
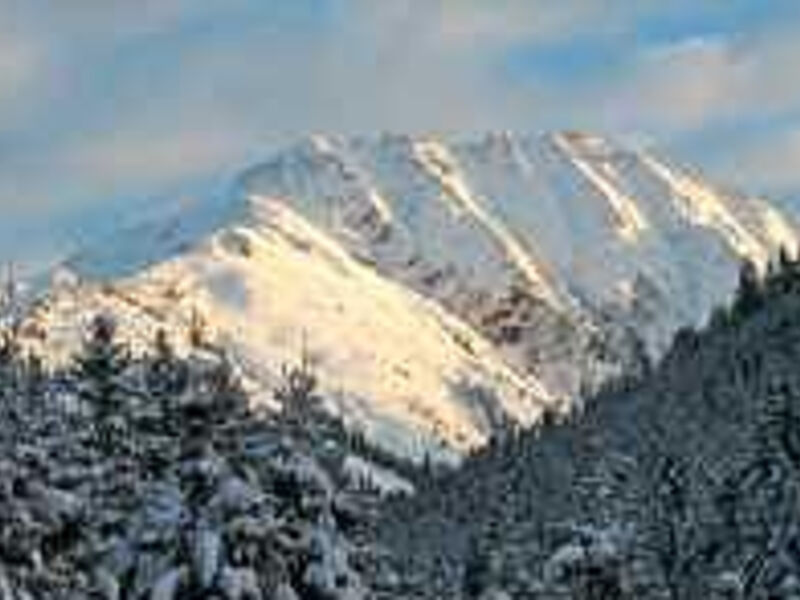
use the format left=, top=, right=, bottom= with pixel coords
left=24, top=131, right=800, bottom=459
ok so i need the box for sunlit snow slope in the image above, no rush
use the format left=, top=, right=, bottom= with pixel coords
left=24, top=132, right=799, bottom=458
left=238, top=132, right=798, bottom=393
left=26, top=197, right=550, bottom=461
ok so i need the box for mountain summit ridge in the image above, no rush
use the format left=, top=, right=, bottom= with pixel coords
left=21, top=131, right=800, bottom=459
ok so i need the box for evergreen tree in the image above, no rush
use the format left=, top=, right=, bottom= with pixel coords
left=778, top=245, right=794, bottom=271
left=732, top=259, right=762, bottom=319
left=177, top=350, right=248, bottom=473
left=463, top=521, right=504, bottom=599
left=145, top=328, right=187, bottom=433
left=74, top=313, right=130, bottom=452
left=275, top=346, right=322, bottom=429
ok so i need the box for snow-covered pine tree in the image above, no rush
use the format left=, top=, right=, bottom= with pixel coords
left=74, top=313, right=130, bottom=453
left=144, top=328, right=188, bottom=435
left=177, top=350, right=247, bottom=511
left=275, top=344, right=321, bottom=425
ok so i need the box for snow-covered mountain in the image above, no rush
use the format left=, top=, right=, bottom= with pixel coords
left=19, top=132, right=799, bottom=459
left=235, top=132, right=798, bottom=391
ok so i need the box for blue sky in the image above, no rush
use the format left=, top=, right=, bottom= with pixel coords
left=3, top=1, right=800, bottom=268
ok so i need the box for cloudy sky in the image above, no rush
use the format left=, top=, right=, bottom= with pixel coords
left=3, top=0, right=800, bottom=268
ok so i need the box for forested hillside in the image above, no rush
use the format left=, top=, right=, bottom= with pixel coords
left=376, top=252, right=800, bottom=599
left=0, top=309, right=415, bottom=599
left=4, top=251, right=800, bottom=599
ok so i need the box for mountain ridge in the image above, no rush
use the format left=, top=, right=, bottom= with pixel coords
left=236, top=131, right=798, bottom=382
left=18, top=131, right=800, bottom=459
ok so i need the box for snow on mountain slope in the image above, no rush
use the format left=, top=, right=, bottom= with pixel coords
left=24, top=197, right=551, bottom=460
left=238, top=132, right=799, bottom=394
left=410, top=139, right=565, bottom=309
left=22, top=131, right=799, bottom=458
left=551, top=134, right=650, bottom=243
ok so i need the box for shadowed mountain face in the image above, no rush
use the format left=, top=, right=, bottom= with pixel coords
left=21, top=132, right=799, bottom=459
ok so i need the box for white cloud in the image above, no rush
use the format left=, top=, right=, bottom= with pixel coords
left=0, top=27, right=46, bottom=124
left=697, top=127, right=800, bottom=196
left=4, top=0, right=247, bottom=39
left=57, top=127, right=258, bottom=195
left=584, top=26, right=800, bottom=138
left=3, top=0, right=800, bottom=225
left=365, top=1, right=610, bottom=47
